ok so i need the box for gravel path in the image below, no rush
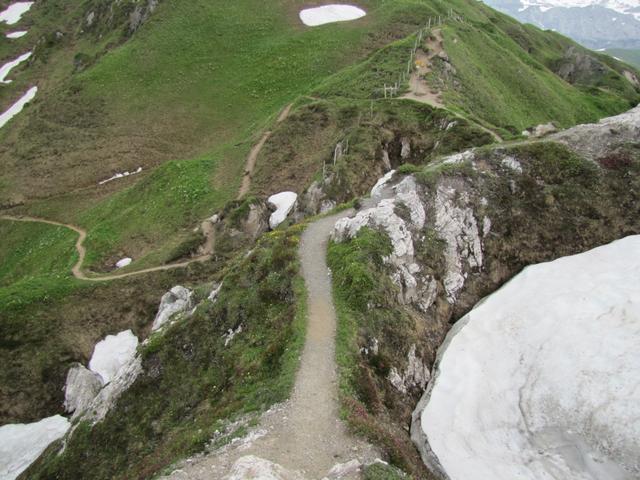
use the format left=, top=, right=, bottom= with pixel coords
left=159, top=210, right=378, bottom=479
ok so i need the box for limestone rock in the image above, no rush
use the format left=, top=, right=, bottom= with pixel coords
left=434, top=183, right=483, bottom=303
left=63, top=364, right=103, bottom=418
left=225, top=456, right=304, bottom=480
left=152, top=286, right=194, bottom=332
left=80, top=355, right=143, bottom=424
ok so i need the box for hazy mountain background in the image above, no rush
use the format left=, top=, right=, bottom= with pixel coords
left=482, top=0, right=640, bottom=66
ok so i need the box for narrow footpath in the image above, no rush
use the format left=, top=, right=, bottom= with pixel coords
left=0, top=103, right=293, bottom=281
left=0, top=215, right=214, bottom=282
left=160, top=210, right=378, bottom=479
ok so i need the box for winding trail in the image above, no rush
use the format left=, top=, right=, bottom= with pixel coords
left=1, top=103, right=294, bottom=281
left=160, top=209, right=378, bottom=479
left=0, top=215, right=214, bottom=281
left=237, top=103, right=293, bottom=199
left=401, top=29, right=503, bottom=143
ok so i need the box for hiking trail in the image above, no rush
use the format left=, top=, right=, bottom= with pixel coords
left=159, top=209, right=379, bottom=479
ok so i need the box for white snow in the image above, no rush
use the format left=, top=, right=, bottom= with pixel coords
left=0, top=51, right=32, bottom=84
left=0, top=2, right=34, bottom=25
left=5, top=30, right=27, bottom=39
left=0, top=415, right=70, bottom=480
left=88, top=330, right=139, bottom=384
left=0, top=86, right=36, bottom=129
left=268, top=191, right=297, bottom=229
left=516, top=0, right=640, bottom=20
left=299, top=4, right=366, bottom=27
left=115, top=257, right=132, bottom=268
left=414, top=235, right=640, bottom=480
left=98, top=166, right=142, bottom=185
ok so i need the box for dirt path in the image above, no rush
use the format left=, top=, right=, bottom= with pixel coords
left=401, top=30, right=503, bottom=142
left=159, top=210, right=378, bottom=479
left=1, top=103, right=295, bottom=281
left=402, top=30, right=445, bottom=109
left=237, top=103, right=293, bottom=200
left=0, top=215, right=215, bottom=282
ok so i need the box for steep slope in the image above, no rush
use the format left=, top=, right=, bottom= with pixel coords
left=327, top=106, right=640, bottom=475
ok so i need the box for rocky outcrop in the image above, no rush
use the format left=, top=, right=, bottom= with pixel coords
left=388, top=345, right=430, bottom=395
left=63, top=364, right=103, bottom=418
left=331, top=105, right=640, bottom=477
left=225, top=456, right=304, bottom=480
left=79, top=355, right=143, bottom=424
left=333, top=176, right=442, bottom=312
left=550, top=104, right=640, bottom=160
left=152, top=286, right=194, bottom=332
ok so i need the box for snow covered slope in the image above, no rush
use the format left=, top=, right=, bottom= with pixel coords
left=483, top=0, right=640, bottom=49
left=412, top=236, right=640, bottom=480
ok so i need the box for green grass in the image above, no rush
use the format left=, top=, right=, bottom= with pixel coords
left=329, top=228, right=430, bottom=477
left=437, top=21, right=635, bottom=134
left=0, top=221, right=77, bottom=286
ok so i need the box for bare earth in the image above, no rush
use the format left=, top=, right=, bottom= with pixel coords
left=402, top=30, right=445, bottom=109
left=159, top=210, right=378, bottom=479
left=237, top=103, right=293, bottom=199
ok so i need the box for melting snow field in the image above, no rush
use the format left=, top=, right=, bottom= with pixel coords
left=88, top=330, right=139, bottom=384
left=414, top=236, right=640, bottom=480
left=0, top=415, right=70, bottom=480
left=0, top=51, right=32, bottom=83
left=6, top=30, right=27, bottom=39
left=115, top=257, right=132, bottom=269
left=299, top=4, right=366, bottom=26
left=0, top=2, right=34, bottom=25
left=0, top=86, right=37, bottom=129
left=99, top=167, right=143, bottom=185
left=268, top=191, right=297, bottom=229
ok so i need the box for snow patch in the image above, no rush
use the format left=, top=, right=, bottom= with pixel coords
left=98, top=166, right=142, bottom=185
left=0, top=2, right=34, bottom=25
left=413, top=235, right=640, bottom=480
left=115, top=257, right=132, bottom=269
left=299, top=4, right=366, bottom=27
left=88, top=330, right=138, bottom=384
left=268, top=191, right=297, bottom=229
left=5, top=30, right=27, bottom=39
left=0, top=51, right=31, bottom=83
left=0, top=86, right=37, bottom=129
left=0, top=415, right=69, bottom=480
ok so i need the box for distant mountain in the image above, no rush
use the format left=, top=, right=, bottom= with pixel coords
left=483, top=0, right=640, bottom=49
left=607, top=48, right=640, bottom=68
